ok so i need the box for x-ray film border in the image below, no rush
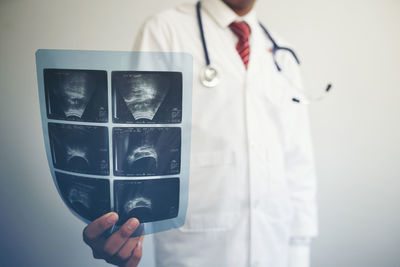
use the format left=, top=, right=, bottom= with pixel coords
left=45, top=119, right=186, bottom=128
left=36, top=50, right=193, bottom=234
left=107, top=70, right=114, bottom=212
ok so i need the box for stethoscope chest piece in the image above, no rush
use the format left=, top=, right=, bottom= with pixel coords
left=200, top=65, right=219, bottom=88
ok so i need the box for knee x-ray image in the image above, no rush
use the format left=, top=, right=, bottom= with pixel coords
left=56, top=172, right=110, bottom=221
left=114, top=178, right=179, bottom=225
left=112, top=71, right=182, bottom=124
left=44, top=69, right=108, bottom=122
left=48, top=123, right=109, bottom=175
left=37, top=50, right=192, bottom=235
left=113, top=127, right=181, bottom=176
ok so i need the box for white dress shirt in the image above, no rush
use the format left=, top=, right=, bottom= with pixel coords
left=133, top=0, right=318, bottom=266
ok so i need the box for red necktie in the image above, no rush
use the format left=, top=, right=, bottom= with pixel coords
left=229, top=21, right=251, bottom=69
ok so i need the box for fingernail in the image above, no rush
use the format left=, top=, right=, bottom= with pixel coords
left=106, top=213, right=118, bottom=224
left=136, top=240, right=142, bottom=249
left=127, top=218, right=139, bottom=230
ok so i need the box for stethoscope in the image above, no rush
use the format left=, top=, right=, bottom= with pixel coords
left=196, top=1, right=332, bottom=104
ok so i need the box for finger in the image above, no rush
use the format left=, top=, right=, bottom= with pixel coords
left=116, top=236, right=142, bottom=261
left=138, top=235, right=144, bottom=244
left=91, top=238, right=107, bottom=259
left=105, top=235, right=144, bottom=266
left=125, top=237, right=143, bottom=267
left=83, top=212, right=118, bottom=245
left=103, top=218, right=140, bottom=257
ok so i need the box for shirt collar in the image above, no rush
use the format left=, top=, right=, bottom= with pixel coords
left=201, top=0, right=258, bottom=29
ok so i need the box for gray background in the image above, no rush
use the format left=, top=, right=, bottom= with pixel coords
left=0, top=0, right=399, bottom=266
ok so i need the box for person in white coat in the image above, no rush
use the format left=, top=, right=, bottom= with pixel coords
left=82, top=0, right=318, bottom=266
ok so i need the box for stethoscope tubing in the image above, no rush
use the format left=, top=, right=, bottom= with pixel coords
left=195, top=0, right=332, bottom=103
left=196, top=1, right=298, bottom=71
left=196, top=1, right=211, bottom=66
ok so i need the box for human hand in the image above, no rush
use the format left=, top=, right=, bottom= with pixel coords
left=83, top=212, right=143, bottom=266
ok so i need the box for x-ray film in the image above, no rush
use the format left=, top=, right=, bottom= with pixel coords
left=56, top=172, right=110, bottom=221
left=113, top=127, right=181, bottom=176
left=44, top=69, right=108, bottom=122
left=112, top=71, right=182, bottom=124
left=48, top=123, right=109, bottom=175
left=36, top=50, right=192, bottom=236
left=114, top=178, right=179, bottom=225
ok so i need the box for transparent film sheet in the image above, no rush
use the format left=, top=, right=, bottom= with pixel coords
left=36, top=49, right=192, bottom=236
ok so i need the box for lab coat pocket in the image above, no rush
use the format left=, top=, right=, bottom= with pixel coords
left=179, top=150, right=240, bottom=232
left=264, top=147, right=293, bottom=224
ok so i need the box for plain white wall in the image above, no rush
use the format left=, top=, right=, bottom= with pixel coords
left=0, top=0, right=399, bottom=266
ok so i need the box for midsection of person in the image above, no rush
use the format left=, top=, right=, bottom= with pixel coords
left=133, top=1, right=301, bottom=266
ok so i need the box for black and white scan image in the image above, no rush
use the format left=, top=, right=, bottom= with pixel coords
left=37, top=50, right=192, bottom=235
left=55, top=172, right=110, bottom=221
left=44, top=69, right=108, bottom=122
left=114, top=178, right=179, bottom=225
left=48, top=123, right=109, bottom=175
left=113, top=127, right=181, bottom=176
left=112, top=71, right=182, bottom=124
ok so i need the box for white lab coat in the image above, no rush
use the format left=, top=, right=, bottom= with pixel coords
left=133, top=0, right=318, bottom=266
